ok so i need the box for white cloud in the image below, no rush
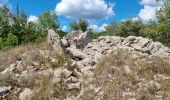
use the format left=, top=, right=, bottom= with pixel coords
left=62, top=25, right=67, bottom=31
left=89, top=23, right=108, bottom=32
left=136, top=0, right=162, bottom=22
left=55, top=0, right=115, bottom=20
left=28, top=15, right=38, bottom=23
left=138, top=5, right=160, bottom=22
left=140, top=0, right=157, bottom=6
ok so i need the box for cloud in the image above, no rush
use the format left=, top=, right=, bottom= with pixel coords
left=138, top=5, right=160, bottom=22
left=136, top=0, right=162, bottom=22
left=28, top=15, right=38, bottom=23
left=55, top=0, right=115, bottom=20
left=89, top=23, right=108, bottom=32
left=0, top=0, right=8, bottom=7
left=62, top=25, right=67, bottom=31
left=140, top=0, right=157, bottom=6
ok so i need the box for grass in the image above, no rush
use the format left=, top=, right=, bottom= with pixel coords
left=0, top=41, right=74, bottom=100
left=92, top=49, right=170, bottom=99
left=0, top=42, right=52, bottom=71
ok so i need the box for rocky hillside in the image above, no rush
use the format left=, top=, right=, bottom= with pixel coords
left=0, top=29, right=170, bottom=100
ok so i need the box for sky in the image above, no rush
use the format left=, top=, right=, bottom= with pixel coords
left=1, top=0, right=162, bottom=32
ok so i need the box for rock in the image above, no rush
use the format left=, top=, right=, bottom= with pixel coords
left=68, top=82, right=81, bottom=90
left=123, top=65, right=132, bottom=75
left=61, top=37, right=69, bottom=47
left=66, top=30, right=92, bottom=48
left=54, top=68, right=72, bottom=78
left=80, top=66, right=93, bottom=73
left=16, top=61, right=27, bottom=72
left=66, top=30, right=82, bottom=46
left=32, top=62, right=40, bottom=66
left=154, top=74, right=170, bottom=81
left=19, top=88, right=32, bottom=100
left=47, top=29, right=63, bottom=53
left=66, top=76, right=78, bottom=83
left=75, top=31, right=92, bottom=48
left=67, top=48, right=86, bottom=60
left=135, top=37, right=150, bottom=48
left=94, top=87, right=101, bottom=93
left=52, top=68, right=72, bottom=83
left=18, top=70, right=29, bottom=84
left=0, top=86, right=12, bottom=99
left=1, top=63, right=15, bottom=74
left=148, top=80, right=161, bottom=92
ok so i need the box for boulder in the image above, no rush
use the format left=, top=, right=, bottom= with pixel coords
left=66, top=30, right=82, bottom=46
left=75, top=31, right=92, bottom=48
left=67, top=47, right=86, bottom=60
left=66, top=30, right=92, bottom=48
left=47, top=29, right=63, bottom=53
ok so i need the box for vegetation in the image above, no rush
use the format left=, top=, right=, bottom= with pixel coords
left=0, top=5, right=60, bottom=49
left=70, top=18, right=88, bottom=32
left=92, top=0, right=170, bottom=46
left=0, top=0, right=169, bottom=49
left=92, top=50, right=170, bottom=99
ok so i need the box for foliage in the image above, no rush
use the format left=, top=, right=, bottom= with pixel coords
left=38, top=11, right=59, bottom=30
left=5, top=33, right=18, bottom=47
left=57, top=30, right=67, bottom=37
left=79, top=18, right=88, bottom=32
left=70, top=18, right=88, bottom=32
left=70, top=22, right=80, bottom=31
left=0, top=5, right=60, bottom=49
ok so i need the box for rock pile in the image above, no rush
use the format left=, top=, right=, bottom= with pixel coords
left=0, top=29, right=170, bottom=100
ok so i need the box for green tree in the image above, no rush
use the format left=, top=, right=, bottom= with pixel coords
left=0, top=5, right=11, bottom=39
left=156, top=0, right=170, bottom=45
left=39, top=11, right=59, bottom=30
left=79, top=18, right=88, bottom=32
left=12, top=12, right=28, bottom=44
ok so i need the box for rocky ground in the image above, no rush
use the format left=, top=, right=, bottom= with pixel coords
left=0, top=29, right=170, bottom=100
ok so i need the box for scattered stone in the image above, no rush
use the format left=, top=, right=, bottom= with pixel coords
left=68, top=82, right=81, bottom=90
left=0, top=86, right=12, bottom=99
left=148, top=80, right=161, bottom=93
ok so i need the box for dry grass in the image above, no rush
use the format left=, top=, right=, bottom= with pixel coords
left=0, top=41, right=74, bottom=100
left=30, top=73, right=71, bottom=100
left=0, top=42, right=52, bottom=71
left=92, top=49, right=170, bottom=99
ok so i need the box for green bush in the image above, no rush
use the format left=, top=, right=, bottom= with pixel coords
left=5, top=33, right=18, bottom=47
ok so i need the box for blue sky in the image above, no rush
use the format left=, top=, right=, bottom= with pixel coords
left=5, top=0, right=161, bottom=31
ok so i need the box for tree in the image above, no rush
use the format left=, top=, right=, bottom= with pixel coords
left=79, top=19, right=88, bottom=32
left=70, top=19, right=88, bottom=32
left=0, top=5, right=11, bottom=39
left=39, top=11, right=59, bottom=30
left=156, top=0, right=170, bottom=45
left=12, top=12, right=28, bottom=44
left=70, top=22, right=80, bottom=31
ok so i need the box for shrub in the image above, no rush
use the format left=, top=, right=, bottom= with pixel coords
left=5, top=33, right=18, bottom=47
